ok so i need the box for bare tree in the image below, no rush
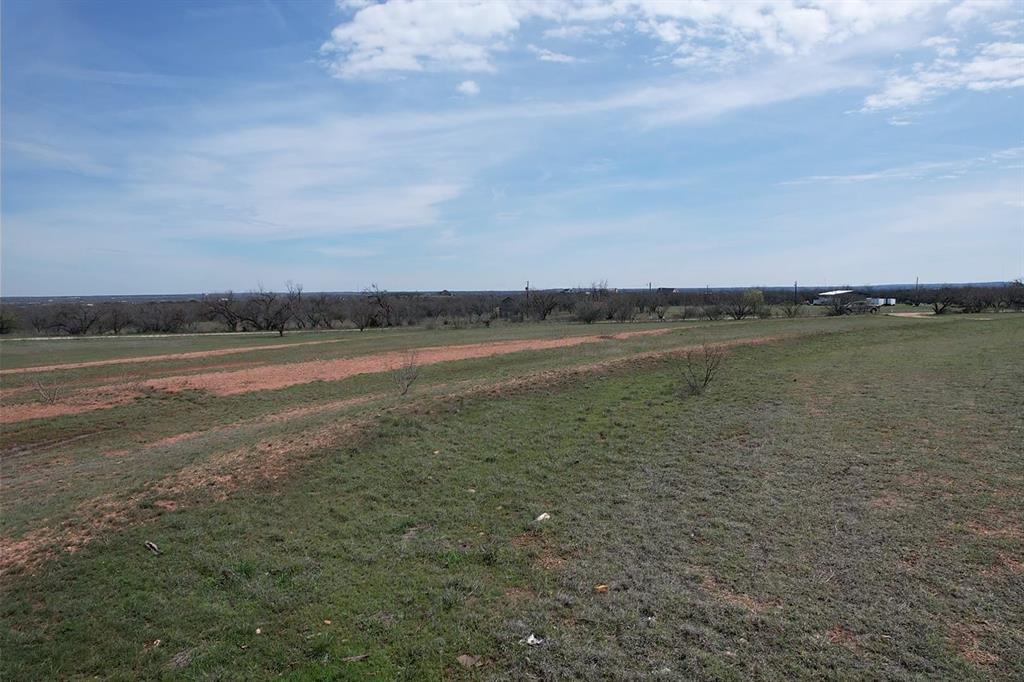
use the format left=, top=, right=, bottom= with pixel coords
left=244, top=283, right=301, bottom=336
left=608, top=294, right=637, bottom=323
left=679, top=343, right=725, bottom=396
left=390, top=350, right=420, bottom=396
left=365, top=284, right=394, bottom=327
left=723, top=289, right=764, bottom=320
left=931, top=287, right=956, bottom=315
left=525, top=292, right=560, bottom=321
left=348, top=296, right=378, bottom=331
left=136, top=302, right=189, bottom=333
left=54, top=303, right=102, bottom=336
left=204, top=292, right=244, bottom=331
left=303, top=293, right=336, bottom=329
left=99, top=303, right=133, bottom=335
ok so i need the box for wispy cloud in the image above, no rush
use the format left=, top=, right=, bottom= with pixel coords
left=863, top=41, right=1024, bottom=110
left=783, top=147, right=1024, bottom=185
left=527, top=44, right=579, bottom=63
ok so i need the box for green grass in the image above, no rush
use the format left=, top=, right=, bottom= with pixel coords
left=1, top=315, right=1021, bottom=679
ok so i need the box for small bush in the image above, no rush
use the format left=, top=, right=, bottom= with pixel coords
left=32, top=375, right=67, bottom=404
left=701, top=304, right=724, bottom=321
left=573, top=300, right=605, bottom=324
left=678, top=344, right=725, bottom=396
left=780, top=302, right=803, bottom=318
left=391, top=350, right=420, bottom=396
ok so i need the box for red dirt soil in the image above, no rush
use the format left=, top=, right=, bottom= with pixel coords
left=0, top=336, right=353, bottom=375
left=1, top=329, right=670, bottom=423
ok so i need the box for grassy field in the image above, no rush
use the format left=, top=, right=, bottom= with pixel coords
left=1, top=314, right=1021, bottom=679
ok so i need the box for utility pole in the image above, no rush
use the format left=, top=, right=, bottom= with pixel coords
left=794, top=280, right=798, bottom=304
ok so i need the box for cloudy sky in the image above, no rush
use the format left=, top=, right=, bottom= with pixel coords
left=2, top=0, right=1022, bottom=295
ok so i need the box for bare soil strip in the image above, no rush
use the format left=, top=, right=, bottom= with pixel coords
left=0, top=329, right=670, bottom=423
left=0, top=333, right=782, bottom=575
left=0, top=336, right=355, bottom=375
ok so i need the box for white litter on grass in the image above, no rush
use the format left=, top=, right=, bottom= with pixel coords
left=535, top=513, right=551, bottom=522
left=520, top=634, right=545, bottom=646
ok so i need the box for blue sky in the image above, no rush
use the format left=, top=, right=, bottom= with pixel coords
left=2, top=0, right=1022, bottom=296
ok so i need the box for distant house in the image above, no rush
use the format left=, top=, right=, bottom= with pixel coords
left=813, top=289, right=894, bottom=306
left=813, top=289, right=856, bottom=305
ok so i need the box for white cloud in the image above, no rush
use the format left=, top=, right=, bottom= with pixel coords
left=321, top=0, right=526, bottom=77
left=923, top=35, right=958, bottom=57
left=456, top=79, right=480, bottom=95
left=864, top=41, right=1024, bottom=110
left=946, top=0, right=1013, bottom=28
left=527, top=44, right=579, bottom=63
left=320, top=0, right=950, bottom=77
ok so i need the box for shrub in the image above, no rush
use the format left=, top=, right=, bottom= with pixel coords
left=678, top=344, right=725, bottom=396
left=573, top=300, right=605, bottom=324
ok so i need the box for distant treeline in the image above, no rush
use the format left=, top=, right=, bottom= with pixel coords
left=1, top=281, right=1021, bottom=336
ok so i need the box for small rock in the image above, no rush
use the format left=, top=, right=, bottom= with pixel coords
left=535, top=513, right=551, bottom=522
left=255, top=628, right=262, bottom=635
left=457, top=654, right=482, bottom=668
left=594, top=584, right=609, bottom=593
left=521, top=633, right=545, bottom=646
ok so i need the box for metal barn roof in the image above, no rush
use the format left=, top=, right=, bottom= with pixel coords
left=817, top=289, right=855, bottom=296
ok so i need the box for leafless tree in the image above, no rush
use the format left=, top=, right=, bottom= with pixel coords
left=723, top=289, right=764, bottom=320
left=931, top=287, right=956, bottom=315
left=525, top=292, right=560, bottom=321
left=204, top=292, right=245, bottom=331
left=391, top=350, right=420, bottom=396
left=348, top=296, right=378, bottom=331
left=589, top=280, right=610, bottom=300
left=99, top=303, right=133, bottom=335
left=28, top=309, right=55, bottom=334
left=54, top=303, right=102, bottom=336
left=135, top=302, right=189, bottom=333
left=679, top=343, right=725, bottom=396
left=365, top=284, right=394, bottom=327
left=608, top=294, right=637, bottom=323
left=303, top=293, right=336, bottom=329
left=243, top=283, right=301, bottom=335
